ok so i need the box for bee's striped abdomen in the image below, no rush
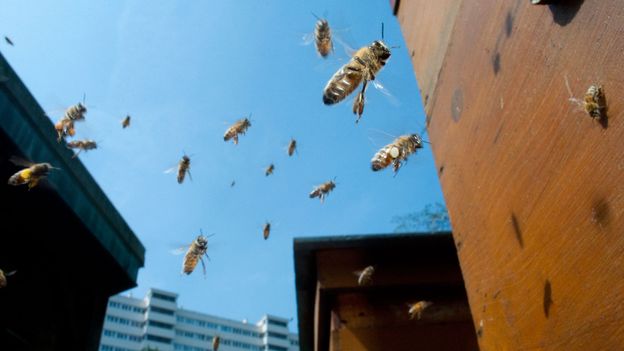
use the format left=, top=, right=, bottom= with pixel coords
left=322, top=64, right=364, bottom=105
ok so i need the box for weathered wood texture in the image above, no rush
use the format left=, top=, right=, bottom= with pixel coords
left=397, top=0, right=624, bottom=350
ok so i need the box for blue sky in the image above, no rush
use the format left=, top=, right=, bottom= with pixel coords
left=1, top=1, right=445, bottom=329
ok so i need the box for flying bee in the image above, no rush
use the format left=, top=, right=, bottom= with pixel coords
left=323, top=24, right=392, bottom=122
left=263, top=222, right=271, bottom=240
left=265, top=163, right=275, bottom=177
left=7, top=156, right=57, bottom=189
left=313, top=14, right=333, bottom=57
left=212, top=336, right=221, bottom=351
left=355, top=265, right=375, bottom=286
left=230, top=180, right=236, bottom=187
left=309, top=179, right=336, bottom=203
left=176, top=155, right=192, bottom=184
left=66, top=139, right=97, bottom=158
left=408, top=301, right=432, bottom=320
left=371, top=134, right=423, bottom=174
left=182, top=233, right=212, bottom=276
left=54, top=118, right=76, bottom=141
left=224, top=117, right=251, bottom=145
left=0, top=269, right=16, bottom=288
left=287, top=138, right=297, bottom=157
left=63, top=102, right=87, bottom=122
left=121, top=115, right=131, bottom=128
left=4, top=36, right=14, bottom=46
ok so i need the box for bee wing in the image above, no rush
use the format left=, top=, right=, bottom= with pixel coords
left=334, top=35, right=356, bottom=57
left=301, top=32, right=315, bottom=46
left=170, top=246, right=187, bottom=255
left=163, top=165, right=177, bottom=174
left=5, top=270, right=16, bottom=277
left=372, top=80, right=400, bottom=107
left=9, top=156, right=34, bottom=167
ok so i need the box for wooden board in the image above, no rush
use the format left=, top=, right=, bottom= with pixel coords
left=397, top=0, right=624, bottom=350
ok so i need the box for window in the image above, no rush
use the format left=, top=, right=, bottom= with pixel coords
left=101, top=329, right=142, bottom=343
left=150, top=306, right=175, bottom=315
left=267, top=319, right=288, bottom=328
left=152, top=292, right=177, bottom=302
left=267, top=345, right=288, bottom=351
left=149, top=320, right=174, bottom=329
left=268, top=332, right=288, bottom=340
left=146, top=334, right=172, bottom=344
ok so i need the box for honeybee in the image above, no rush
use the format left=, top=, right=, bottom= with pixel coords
left=54, top=118, right=76, bottom=142
left=121, top=115, right=131, bottom=128
left=265, top=163, right=275, bottom=177
left=0, top=269, right=16, bottom=288
left=313, top=14, right=333, bottom=58
left=581, top=85, right=606, bottom=120
left=176, top=155, right=192, bottom=184
left=182, top=233, right=211, bottom=276
left=287, top=138, right=297, bottom=157
left=408, top=301, right=432, bottom=320
left=309, top=179, right=336, bottom=203
left=224, top=117, right=251, bottom=145
left=212, top=335, right=221, bottom=351
left=66, top=139, right=97, bottom=158
left=323, top=35, right=391, bottom=122
left=4, top=36, right=14, bottom=46
left=263, top=222, right=271, bottom=240
left=7, top=156, right=56, bottom=189
left=371, top=134, right=423, bottom=174
left=230, top=180, right=236, bottom=187
left=355, top=265, right=374, bottom=286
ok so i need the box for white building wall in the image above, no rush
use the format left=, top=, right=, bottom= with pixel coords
left=99, top=289, right=298, bottom=351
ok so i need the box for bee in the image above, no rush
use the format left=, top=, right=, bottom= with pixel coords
left=0, top=269, right=16, bottom=288
left=287, top=138, right=297, bottom=157
left=371, top=134, right=423, bottom=174
left=54, top=100, right=87, bottom=142
left=313, top=14, right=333, bottom=58
left=7, top=156, right=56, bottom=189
left=176, top=155, right=192, bottom=184
left=355, top=265, right=375, bottom=286
left=4, top=36, right=14, bottom=46
left=581, top=85, right=606, bottom=120
left=63, top=102, right=87, bottom=122
left=408, top=301, right=432, bottom=320
left=265, top=163, right=275, bottom=177
left=224, top=117, right=251, bottom=145
left=182, top=233, right=211, bottom=276
left=212, top=335, right=221, bottom=351
left=66, top=139, right=97, bottom=158
left=122, top=115, right=131, bottom=129
left=54, top=118, right=76, bottom=142
left=230, top=180, right=236, bottom=187
left=322, top=30, right=391, bottom=122
left=263, top=222, right=271, bottom=240
left=309, top=179, right=336, bottom=203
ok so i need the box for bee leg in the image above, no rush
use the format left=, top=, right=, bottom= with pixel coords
left=187, top=170, right=193, bottom=182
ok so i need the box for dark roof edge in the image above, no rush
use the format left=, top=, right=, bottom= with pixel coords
left=0, top=51, right=144, bottom=284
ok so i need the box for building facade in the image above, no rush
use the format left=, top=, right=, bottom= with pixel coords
left=99, top=288, right=299, bottom=351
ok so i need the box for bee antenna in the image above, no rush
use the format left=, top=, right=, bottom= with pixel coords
left=311, top=12, right=321, bottom=20
left=390, top=45, right=401, bottom=49
left=82, top=92, right=86, bottom=105
left=381, top=22, right=385, bottom=40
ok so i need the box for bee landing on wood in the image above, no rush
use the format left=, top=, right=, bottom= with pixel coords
left=66, top=139, right=97, bottom=158
left=322, top=37, right=391, bottom=123
left=408, top=301, right=432, bottom=320
left=7, top=156, right=56, bottom=189
left=224, top=117, right=251, bottom=145
left=371, top=134, right=423, bottom=175
left=355, top=265, right=375, bottom=286
left=565, top=77, right=607, bottom=122
left=182, top=234, right=211, bottom=276
left=263, top=222, right=271, bottom=240
left=309, top=180, right=336, bottom=203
